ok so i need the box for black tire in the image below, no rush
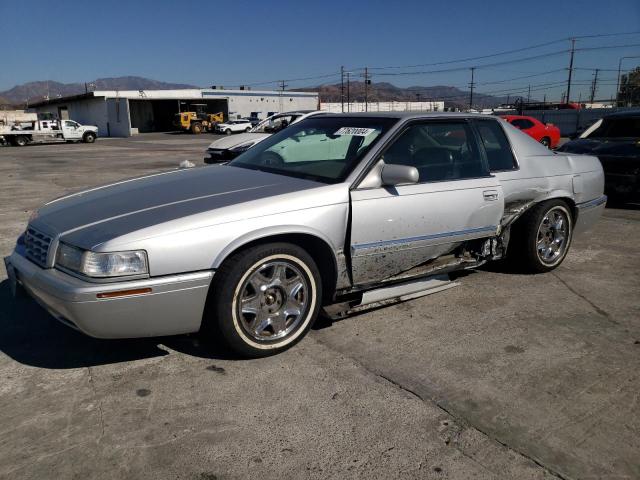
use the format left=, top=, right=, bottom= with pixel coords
left=14, top=136, right=28, bottom=147
left=225, top=129, right=232, bottom=135
left=508, top=199, right=573, bottom=273
left=191, top=122, right=203, bottom=134
left=83, top=132, right=96, bottom=143
left=245, top=126, right=251, bottom=132
left=202, top=242, right=322, bottom=358
left=540, top=137, right=551, bottom=148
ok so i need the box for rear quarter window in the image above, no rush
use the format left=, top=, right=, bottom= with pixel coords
left=474, top=120, right=517, bottom=171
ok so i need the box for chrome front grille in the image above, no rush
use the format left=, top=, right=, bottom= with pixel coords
left=24, top=227, right=53, bottom=267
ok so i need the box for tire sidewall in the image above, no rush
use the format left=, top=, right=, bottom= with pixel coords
left=208, top=244, right=322, bottom=356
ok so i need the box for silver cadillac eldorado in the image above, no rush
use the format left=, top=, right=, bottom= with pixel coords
left=4, top=113, right=606, bottom=357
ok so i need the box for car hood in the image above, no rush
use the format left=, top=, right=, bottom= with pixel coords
left=207, top=132, right=270, bottom=149
left=31, top=165, right=327, bottom=250
left=559, top=138, right=640, bottom=157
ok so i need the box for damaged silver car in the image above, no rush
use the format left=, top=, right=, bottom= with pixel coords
left=4, top=113, right=606, bottom=357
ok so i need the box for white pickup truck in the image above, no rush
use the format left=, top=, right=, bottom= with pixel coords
left=0, top=119, right=98, bottom=146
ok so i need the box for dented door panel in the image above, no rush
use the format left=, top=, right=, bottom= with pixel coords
left=350, top=178, right=504, bottom=285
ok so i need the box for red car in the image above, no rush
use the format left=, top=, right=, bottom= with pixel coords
left=501, top=115, right=561, bottom=149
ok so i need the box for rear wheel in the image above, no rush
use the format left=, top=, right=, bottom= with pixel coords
left=13, top=136, right=28, bottom=147
left=202, top=243, right=322, bottom=357
left=508, top=200, right=573, bottom=273
left=82, top=132, right=96, bottom=143
left=540, top=137, right=551, bottom=148
left=191, top=122, right=203, bottom=134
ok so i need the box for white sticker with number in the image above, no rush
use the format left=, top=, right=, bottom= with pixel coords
left=333, top=127, right=376, bottom=136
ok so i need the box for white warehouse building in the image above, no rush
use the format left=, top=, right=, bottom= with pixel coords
left=30, top=88, right=319, bottom=137
left=321, top=100, right=445, bottom=113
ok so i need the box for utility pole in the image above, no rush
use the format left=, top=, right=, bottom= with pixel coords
left=346, top=71, right=351, bottom=112
left=589, top=69, right=599, bottom=104
left=340, top=66, right=344, bottom=113
left=469, top=67, right=475, bottom=111
left=363, top=67, right=370, bottom=112
left=278, top=80, right=288, bottom=113
left=527, top=84, right=531, bottom=105
left=566, top=38, right=576, bottom=105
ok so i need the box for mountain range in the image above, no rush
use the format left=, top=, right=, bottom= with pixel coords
left=0, top=77, right=197, bottom=107
left=0, top=76, right=513, bottom=109
left=296, top=81, right=514, bottom=109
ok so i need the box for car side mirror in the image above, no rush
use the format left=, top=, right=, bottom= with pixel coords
left=381, top=164, right=419, bottom=186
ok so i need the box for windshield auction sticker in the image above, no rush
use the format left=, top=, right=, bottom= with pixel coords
left=334, top=127, right=376, bottom=136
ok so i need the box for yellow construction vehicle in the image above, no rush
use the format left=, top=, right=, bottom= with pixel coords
left=173, top=104, right=224, bottom=134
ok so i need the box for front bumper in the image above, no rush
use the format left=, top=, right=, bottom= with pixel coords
left=4, top=250, right=213, bottom=339
left=574, top=195, right=607, bottom=236
left=204, top=148, right=239, bottom=164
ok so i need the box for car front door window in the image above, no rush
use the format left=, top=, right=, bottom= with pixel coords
left=383, top=122, right=488, bottom=182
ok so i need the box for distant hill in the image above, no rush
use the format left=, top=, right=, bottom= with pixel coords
left=1, top=76, right=518, bottom=109
left=296, top=81, right=516, bottom=109
left=0, top=76, right=197, bottom=106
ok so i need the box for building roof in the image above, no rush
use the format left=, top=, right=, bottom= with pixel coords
left=29, top=88, right=318, bottom=107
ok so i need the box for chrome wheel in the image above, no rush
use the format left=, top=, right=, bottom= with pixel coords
left=536, top=207, right=569, bottom=264
left=235, top=260, right=310, bottom=341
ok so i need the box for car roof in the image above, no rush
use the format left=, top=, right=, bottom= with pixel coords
left=312, top=111, right=502, bottom=121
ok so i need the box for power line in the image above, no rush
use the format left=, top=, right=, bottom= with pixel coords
left=374, top=49, right=570, bottom=77
left=353, top=30, right=640, bottom=71
left=576, top=42, right=640, bottom=52
left=476, top=68, right=566, bottom=86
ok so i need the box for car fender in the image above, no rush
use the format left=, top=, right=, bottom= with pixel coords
left=211, top=224, right=340, bottom=270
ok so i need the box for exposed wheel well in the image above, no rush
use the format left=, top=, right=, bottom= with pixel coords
left=218, top=233, right=338, bottom=303
left=512, top=197, right=576, bottom=228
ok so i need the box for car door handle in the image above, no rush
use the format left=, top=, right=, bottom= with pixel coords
left=483, top=190, right=499, bottom=201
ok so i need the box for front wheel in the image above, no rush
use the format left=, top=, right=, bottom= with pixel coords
left=540, top=137, right=551, bottom=148
left=202, top=243, right=322, bottom=357
left=83, top=132, right=96, bottom=143
left=509, top=200, right=573, bottom=273
left=225, top=129, right=232, bottom=135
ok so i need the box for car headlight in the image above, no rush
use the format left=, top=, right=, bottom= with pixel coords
left=230, top=141, right=256, bottom=153
left=55, top=243, right=148, bottom=278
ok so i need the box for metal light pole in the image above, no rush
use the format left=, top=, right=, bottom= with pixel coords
left=616, top=56, right=640, bottom=106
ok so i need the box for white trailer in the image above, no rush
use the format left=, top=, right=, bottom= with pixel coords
left=0, top=119, right=98, bottom=146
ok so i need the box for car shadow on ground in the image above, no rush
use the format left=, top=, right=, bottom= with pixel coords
left=605, top=199, right=640, bottom=210
left=0, top=280, right=237, bottom=369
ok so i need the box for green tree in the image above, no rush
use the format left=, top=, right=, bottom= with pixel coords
left=618, top=66, right=640, bottom=107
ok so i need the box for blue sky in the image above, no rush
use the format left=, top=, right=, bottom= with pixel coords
left=1, top=0, right=639, bottom=102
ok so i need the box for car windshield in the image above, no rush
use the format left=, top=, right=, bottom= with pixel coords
left=250, top=114, right=301, bottom=133
left=586, top=117, right=640, bottom=139
left=230, top=116, right=399, bottom=183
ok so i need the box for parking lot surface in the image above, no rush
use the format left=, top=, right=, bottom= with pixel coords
left=0, top=134, right=638, bottom=479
